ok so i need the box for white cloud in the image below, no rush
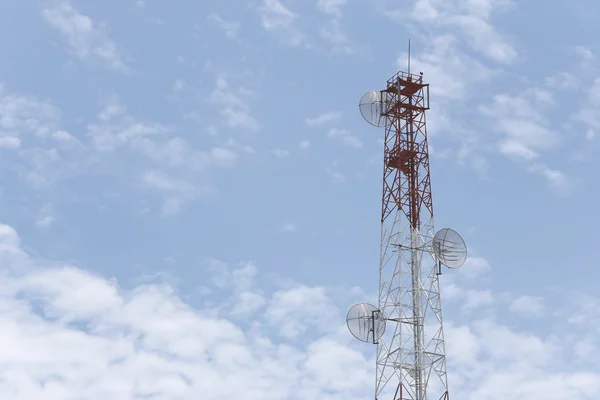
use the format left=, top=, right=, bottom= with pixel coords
left=0, top=136, right=20, bottom=149
left=446, top=14, right=517, bottom=64
left=259, top=0, right=303, bottom=46
left=304, top=338, right=371, bottom=392
left=142, top=171, right=211, bottom=215
left=42, top=2, right=130, bottom=72
left=299, top=140, right=311, bottom=149
left=0, top=88, right=62, bottom=139
left=231, top=291, right=266, bottom=315
left=317, top=0, right=348, bottom=17
left=207, top=13, right=240, bottom=39
left=586, top=129, right=595, bottom=140
left=223, top=138, right=256, bottom=155
left=88, top=97, right=241, bottom=175
left=373, top=2, right=576, bottom=198
left=574, top=336, right=600, bottom=363
left=207, top=260, right=259, bottom=290
left=52, top=130, right=78, bottom=142
left=305, top=111, right=341, bottom=127
left=271, top=148, right=290, bottom=158
left=172, top=79, right=186, bottom=91
left=574, top=77, right=600, bottom=131
left=398, top=35, right=494, bottom=102
left=0, top=87, right=90, bottom=189
left=411, top=0, right=438, bottom=20
left=330, top=172, right=345, bottom=182
left=318, top=19, right=355, bottom=54
left=480, top=91, right=559, bottom=161
left=88, top=97, right=166, bottom=152
left=205, top=261, right=267, bottom=317
left=385, top=2, right=520, bottom=180
left=479, top=87, right=571, bottom=191
left=89, top=120, right=166, bottom=153
left=574, top=45, right=595, bottom=62
left=545, top=72, right=579, bottom=90
left=529, top=163, right=572, bottom=195
left=265, top=285, right=339, bottom=338
left=328, top=128, right=363, bottom=148
left=326, top=161, right=346, bottom=182
left=0, top=225, right=595, bottom=398
left=281, top=223, right=297, bottom=233
left=441, top=257, right=499, bottom=312
left=260, top=0, right=296, bottom=29
left=462, top=289, right=495, bottom=310
left=132, top=137, right=238, bottom=172
left=510, top=295, right=544, bottom=315
left=395, top=0, right=517, bottom=64
left=209, top=77, right=260, bottom=132
left=461, top=256, right=492, bottom=278
left=35, top=203, right=57, bottom=230
left=210, top=146, right=238, bottom=166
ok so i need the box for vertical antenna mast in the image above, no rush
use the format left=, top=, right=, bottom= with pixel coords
left=352, top=43, right=469, bottom=400
left=408, top=38, right=411, bottom=74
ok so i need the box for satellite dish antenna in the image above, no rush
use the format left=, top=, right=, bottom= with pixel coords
left=346, top=302, right=386, bottom=343
left=359, top=90, right=389, bottom=127
left=432, top=228, right=467, bottom=270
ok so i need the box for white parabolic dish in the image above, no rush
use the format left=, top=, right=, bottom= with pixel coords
left=346, top=302, right=386, bottom=343
left=432, top=228, right=468, bottom=269
left=358, top=90, right=389, bottom=127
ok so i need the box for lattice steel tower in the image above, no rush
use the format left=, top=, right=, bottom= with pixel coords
left=346, top=57, right=468, bottom=400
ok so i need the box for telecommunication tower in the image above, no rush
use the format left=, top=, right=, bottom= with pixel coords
left=346, top=48, right=468, bottom=400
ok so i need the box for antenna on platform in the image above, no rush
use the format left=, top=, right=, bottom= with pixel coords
left=433, top=228, right=468, bottom=274
left=346, top=303, right=386, bottom=344
left=358, top=90, right=389, bottom=127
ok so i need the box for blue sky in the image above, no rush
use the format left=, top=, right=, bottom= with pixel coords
left=1, top=0, right=600, bottom=398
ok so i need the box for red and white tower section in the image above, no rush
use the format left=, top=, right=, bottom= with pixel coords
left=347, top=68, right=468, bottom=400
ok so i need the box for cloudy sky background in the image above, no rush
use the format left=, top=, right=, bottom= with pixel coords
left=0, top=0, right=600, bottom=398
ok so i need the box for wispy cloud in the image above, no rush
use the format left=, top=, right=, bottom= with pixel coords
left=209, top=77, right=260, bottom=132
left=480, top=90, right=559, bottom=162
left=87, top=98, right=167, bottom=152
left=327, top=128, right=363, bottom=149
left=305, top=111, right=341, bottom=127
left=143, top=170, right=211, bottom=215
left=326, top=161, right=346, bottom=182
left=316, top=0, right=356, bottom=54
left=391, top=0, right=517, bottom=64
left=258, top=0, right=303, bottom=46
left=386, top=2, right=576, bottom=193
left=0, top=87, right=62, bottom=139
left=319, top=19, right=355, bottom=54
left=271, top=148, right=290, bottom=158
left=281, top=223, right=297, bottom=233
left=42, top=2, right=130, bottom=72
left=446, top=12, right=517, bottom=64
left=510, top=295, right=545, bottom=315
left=397, top=35, right=494, bottom=102
left=0, top=86, right=88, bottom=189
left=207, top=13, right=240, bottom=39
left=478, top=86, right=574, bottom=192
left=529, top=163, right=572, bottom=195
left=299, top=140, right=311, bottom=149
left=317, top=0, right=349, bottom=17
left=573, top=77, right=600, bottom=134
left=35, top=203, right=57, bottom=230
